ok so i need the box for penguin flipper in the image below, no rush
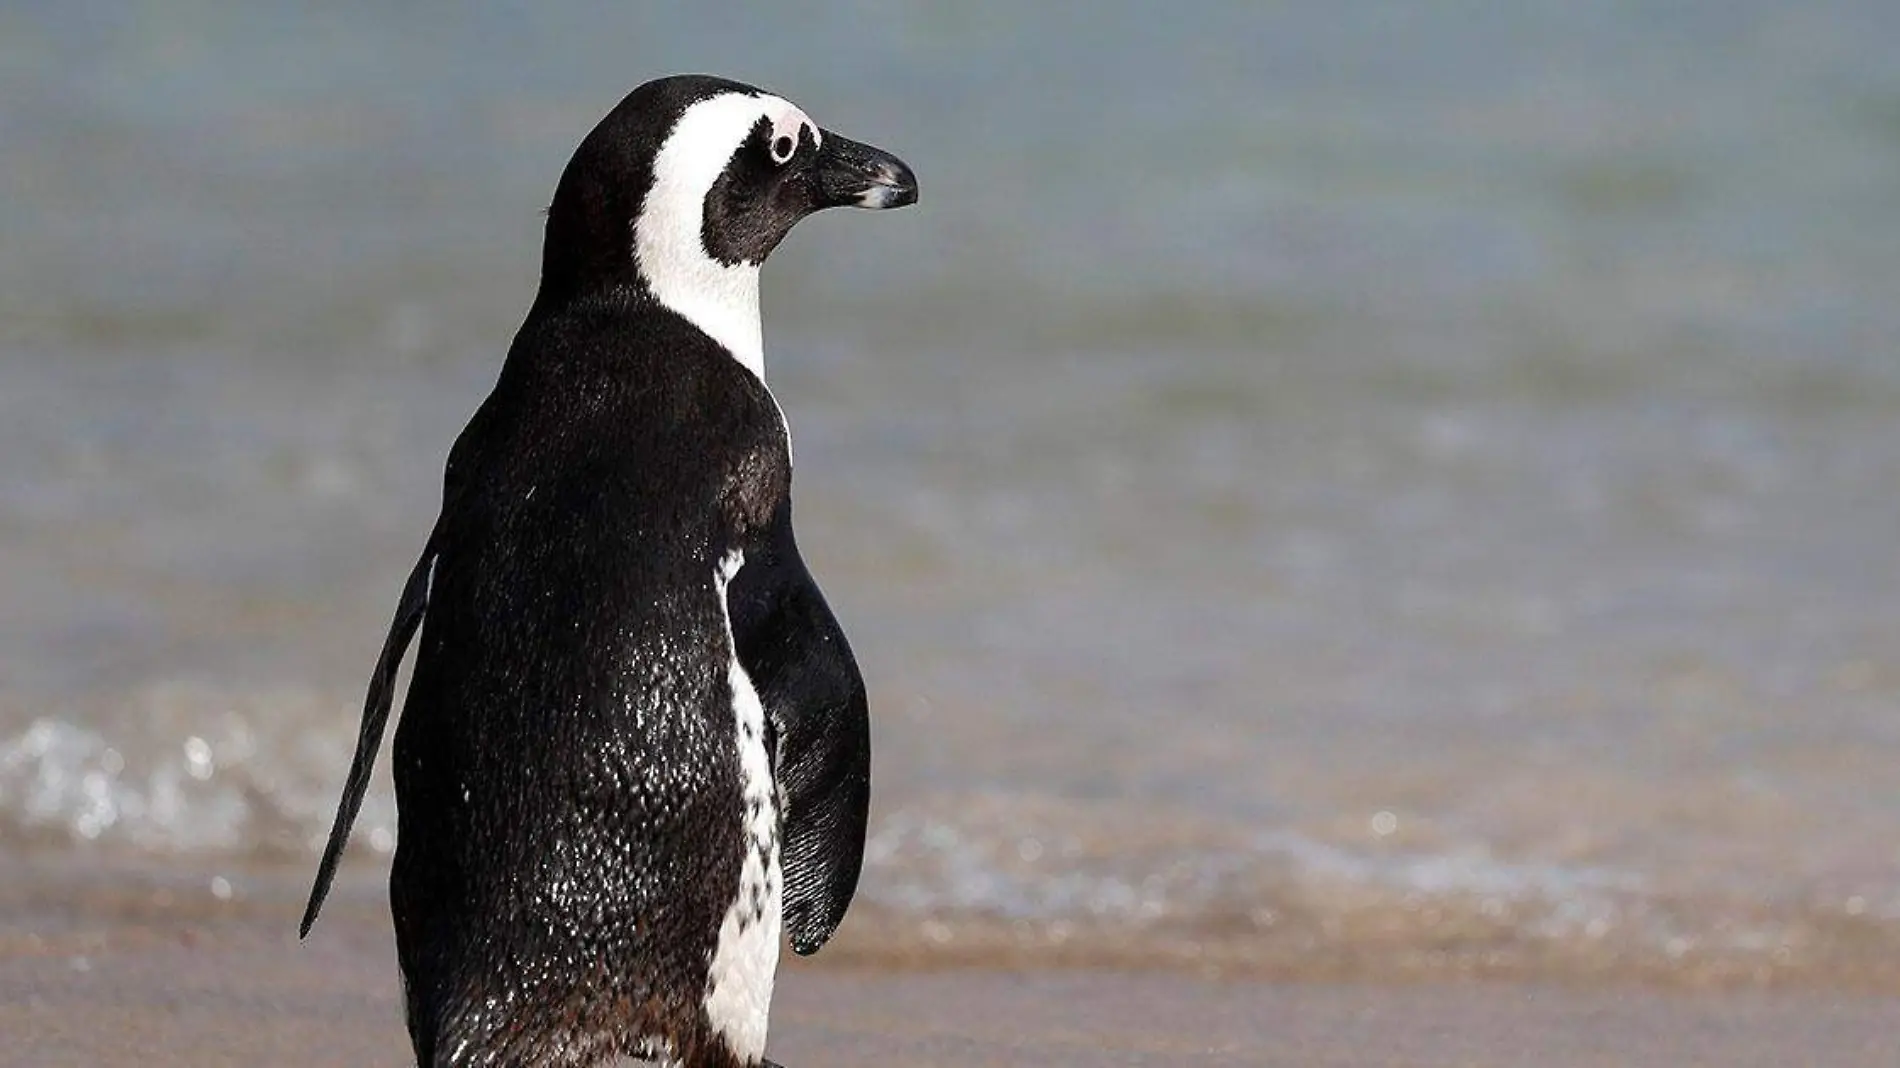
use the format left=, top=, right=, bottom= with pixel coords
left=728, top=510, right=871, bottom=956
left=298, top=543, right=435, bottom=937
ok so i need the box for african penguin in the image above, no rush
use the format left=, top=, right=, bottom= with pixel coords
left=299, top=75, right=916, bottom=1068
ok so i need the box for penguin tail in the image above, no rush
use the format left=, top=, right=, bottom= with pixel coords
left=298, top=543, right=435, bottom=937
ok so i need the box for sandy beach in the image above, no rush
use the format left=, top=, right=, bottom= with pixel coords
left=5, top=866, right=1898, bottom=1068
left=9, top=923, right=1900, bottom=1067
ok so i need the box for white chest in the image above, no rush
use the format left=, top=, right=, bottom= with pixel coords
left=701, top=550, right=783, bottom=1063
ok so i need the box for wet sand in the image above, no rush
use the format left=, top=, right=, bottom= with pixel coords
left=6, top=907, right=1899, bottom=1067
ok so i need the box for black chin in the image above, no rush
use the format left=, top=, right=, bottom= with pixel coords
left=700, top=166, right=804, bottom=266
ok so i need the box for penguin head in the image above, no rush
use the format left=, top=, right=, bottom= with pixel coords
left=537, top=75, right=917, bottom=368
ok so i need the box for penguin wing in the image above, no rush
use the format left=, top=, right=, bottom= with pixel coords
left=298, top=541, right=435, bottom=937
left=728, top=506, right=871, bottom=956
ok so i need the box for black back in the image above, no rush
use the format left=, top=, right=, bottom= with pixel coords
left=391, top=301, right=789, bottom=1062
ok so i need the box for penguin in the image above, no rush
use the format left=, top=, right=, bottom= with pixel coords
left=298, top=75, right=916, bottom=1068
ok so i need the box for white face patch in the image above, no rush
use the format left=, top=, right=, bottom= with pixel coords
left=634, top=92, right=819, bottom=380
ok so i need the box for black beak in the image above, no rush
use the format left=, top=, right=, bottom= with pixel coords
left=814, top=131, right=918, bottom=210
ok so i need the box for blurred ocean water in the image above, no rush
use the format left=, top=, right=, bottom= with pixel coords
left=4, top=2, right=1899, bottom=980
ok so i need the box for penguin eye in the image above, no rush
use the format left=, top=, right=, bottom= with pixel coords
left=770, top=134, right=796, bottom=164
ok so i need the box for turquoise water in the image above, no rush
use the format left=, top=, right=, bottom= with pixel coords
left=3, top=3, right=1899, bottom=978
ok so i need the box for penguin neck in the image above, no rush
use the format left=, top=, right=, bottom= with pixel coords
left=642, top=264, right=766, bottom=381
left=630, top=165, right=767, bottom=380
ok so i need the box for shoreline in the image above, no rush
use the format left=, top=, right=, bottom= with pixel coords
left=6, top=916, right=1900, bottom=1067
left=8, top=851, right=1900, bottom=995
